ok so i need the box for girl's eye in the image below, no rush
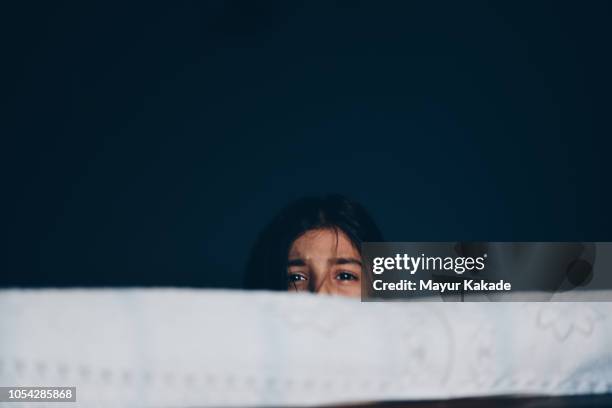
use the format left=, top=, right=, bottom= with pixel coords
left=336, top=272, right=358, bottom=281
left=288, top=274, right=307, bottom=282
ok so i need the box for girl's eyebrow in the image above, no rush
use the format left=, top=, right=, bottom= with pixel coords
left=333, top=257, right=362, bottom=266
left=287, top=259, right=306, bottom=267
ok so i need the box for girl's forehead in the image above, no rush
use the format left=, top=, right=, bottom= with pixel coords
left=288, top=228, right=360, bottom=258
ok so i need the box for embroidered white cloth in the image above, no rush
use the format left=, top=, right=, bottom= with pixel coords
left=1, top=289, right=611, bottom=407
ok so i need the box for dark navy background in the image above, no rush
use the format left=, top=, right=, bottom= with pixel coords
left=3, top=1, right=611, bottom=288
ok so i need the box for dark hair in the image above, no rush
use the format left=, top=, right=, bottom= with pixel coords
left=244, top=194, right=383, bottom=290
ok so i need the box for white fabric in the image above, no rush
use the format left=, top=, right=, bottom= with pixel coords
left=1, top=289, right=611, bottom=407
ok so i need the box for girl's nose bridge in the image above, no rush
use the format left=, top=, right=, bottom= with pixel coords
left=311, top=267, right=334, bottom=293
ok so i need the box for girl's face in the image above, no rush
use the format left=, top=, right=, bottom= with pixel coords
left=286, top=228, right=362, bottom=298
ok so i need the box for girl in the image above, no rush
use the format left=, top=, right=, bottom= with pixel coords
left=245, top=195, right=383, bottom=298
